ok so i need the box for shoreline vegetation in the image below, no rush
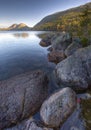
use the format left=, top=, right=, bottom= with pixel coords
left=0, top=2, right=91, bottom=130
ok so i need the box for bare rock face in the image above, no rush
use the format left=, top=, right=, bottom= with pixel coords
left=55, top=45, right=91, bottom=91
left=51, top=32, right=72, bottom=51
left=4, top=119, right=53, bottom=130
left=65, top=42, right=82, bottom=57
left=40, top=87, right=76, bottom=128
left=0, top=70, right=48, bottom=129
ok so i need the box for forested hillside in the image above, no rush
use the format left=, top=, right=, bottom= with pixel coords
left=33, top=2, right=91, bottom=32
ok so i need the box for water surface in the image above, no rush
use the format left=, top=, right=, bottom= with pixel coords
left=0, top=31, right=55, bottom=80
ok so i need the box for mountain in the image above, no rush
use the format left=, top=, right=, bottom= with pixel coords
left=0, top=23, right=31, bottom=31
left=7, top=23, right=31, bottom=31
left=33, top=2, right=91, bottom=31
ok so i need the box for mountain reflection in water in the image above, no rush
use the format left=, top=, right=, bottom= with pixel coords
left=13, top=33, right=29, bottom=38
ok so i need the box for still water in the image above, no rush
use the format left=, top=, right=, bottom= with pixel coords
left=0, top=31, right=55, bottom=80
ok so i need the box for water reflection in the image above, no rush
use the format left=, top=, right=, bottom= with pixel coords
left=0, top=31, right=55, bottom=80
left=13, top=33, right=29, bottom=38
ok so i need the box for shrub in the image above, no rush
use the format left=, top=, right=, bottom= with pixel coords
left=81, top=37, right=89, bottom=47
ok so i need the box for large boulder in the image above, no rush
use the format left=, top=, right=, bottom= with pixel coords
left=51, top=32, right=72, bottom=51
left=65, top=41, right=82, bottom=57
left=40, top=87, right=76, bottom=128
left=55, top=56, right=88, bottom=91
left=0, top=70, right=48, bottom=129
left=55, top=45, right=91, bottom=91
left=5, top=119, right=53, bottom=130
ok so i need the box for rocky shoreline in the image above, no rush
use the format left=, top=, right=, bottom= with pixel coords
left=0, top=32, right=91, bottom=130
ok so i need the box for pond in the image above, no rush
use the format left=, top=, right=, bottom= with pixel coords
left=0, top=31, right=55, bottom=80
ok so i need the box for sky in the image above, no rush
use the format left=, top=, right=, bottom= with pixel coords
left=0, top=0, right=91, bottom=27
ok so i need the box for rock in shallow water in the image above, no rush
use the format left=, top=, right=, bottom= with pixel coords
left=40, top=87, right=76, bottom=128
left=48, top=50, right=66, bottom=64
left=0, top=70, right=48, bottom=129
left=39, top=33, right=54, bottom=47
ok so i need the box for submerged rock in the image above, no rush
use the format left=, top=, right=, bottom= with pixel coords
left=55, top=45, right=91, bottom=91
left=4, top=119, right=53, bottom=130
left=0, top=70, right=48, bottom=129
left=40, top=87, right=76, bottom=128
